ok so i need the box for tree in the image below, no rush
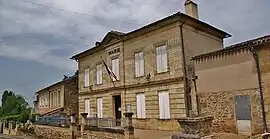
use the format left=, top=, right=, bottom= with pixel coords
left=0, top=90, right=31, bottom=123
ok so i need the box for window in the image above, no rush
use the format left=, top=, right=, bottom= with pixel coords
left=135, top=52, right=144, bottom=77
left=158, top=91, right=170, bottom=119
left=96, top=64, right=103, bottom=84
left=58, top=91, right=61, bottom=105
left=136, top=93, right=146, bottom=118
left=112, top=58, right=119, bottom=81
left=156, top=45, right=168, bottom=73
left=84, top=99, right=90, bottom=118
left=45, top=94, right=48, bottom=106
left=84, top=68, right=90, bottom=87
left=97, top=98, right=103, bottom=118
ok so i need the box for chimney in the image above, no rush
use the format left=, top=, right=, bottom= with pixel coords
left=185, top=0, right=199, bottom=19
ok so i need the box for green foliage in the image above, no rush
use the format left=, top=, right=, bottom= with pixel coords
left=0, top=90, right=31, bottom=123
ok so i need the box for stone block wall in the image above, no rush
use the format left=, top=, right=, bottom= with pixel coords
left=33, top=125, right=75, bottom=139
left=198, top=88, right=263, bottom=135
left=63, top=75, right=79, bottom=118
left=84, top=128, right=125, bottom=139
left=258, top=46, right=270, bottom=128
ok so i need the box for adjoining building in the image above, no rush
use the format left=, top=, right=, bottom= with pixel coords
left=33, top=73, right=78, bottom=120
left=71, top=0, right=230, bottom=131
left=192, top=35, right=270, bottom=135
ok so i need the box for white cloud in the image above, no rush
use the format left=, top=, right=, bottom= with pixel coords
left=0, top=0, right=269, bottom=71
left=0, top=45, right=76, bottom=71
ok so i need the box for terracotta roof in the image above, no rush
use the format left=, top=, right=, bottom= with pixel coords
left=192, top=35, right=270, bottom=60
left=41, top=107, right=64, bottom=116
left=71, top=12, right=231, bottom=60
left=36, top=73, right=78, bottom=94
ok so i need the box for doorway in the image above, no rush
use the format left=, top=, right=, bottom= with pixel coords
left=113, top=95, right=121, bottom=126
left=235, top=95, right=251, bottom=135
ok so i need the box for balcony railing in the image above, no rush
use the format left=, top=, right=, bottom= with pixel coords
left=85, top=117, right=125, bottom=129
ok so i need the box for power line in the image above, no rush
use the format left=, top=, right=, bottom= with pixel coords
left=16, top=0, right=142, bottom=26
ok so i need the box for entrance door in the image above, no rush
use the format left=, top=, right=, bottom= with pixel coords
left=235, top=95, right=251, bottom=135
left=113, top=95, right=121, bottom=126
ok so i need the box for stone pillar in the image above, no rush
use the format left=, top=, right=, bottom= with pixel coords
left=8, top=121, right=12, bottom=134
left=172, top=116, right=214, bottom=139
left=15, top=122, right=19, bottom=132
left=124, top=112, right=134, bottom=139
left=70, top=113, right=77, bottom=139
left=80, top=113, right=88, bottom=137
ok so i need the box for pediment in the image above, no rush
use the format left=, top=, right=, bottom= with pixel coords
left=100, top=31, right=124, bottom=46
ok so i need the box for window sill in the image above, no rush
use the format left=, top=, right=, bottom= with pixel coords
left=95, top=83, right=103, bottom=86
left=155, top=70, right=169, bottom=75
left=112, top=80, right=120, bottom=83
left=133, top=75, right=144, bottom=78
left=158, top=118, right=171, bottom=121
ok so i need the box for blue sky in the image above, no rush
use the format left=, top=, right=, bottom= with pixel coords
left=0, top=0, right=270, bottom=105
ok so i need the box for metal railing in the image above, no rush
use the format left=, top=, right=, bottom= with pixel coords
left=36, top=116, right=70, bottom=127
left=85, top=117, right=125, bottom=129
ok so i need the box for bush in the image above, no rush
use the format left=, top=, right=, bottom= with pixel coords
left=18, top=124, right=35, bottom=135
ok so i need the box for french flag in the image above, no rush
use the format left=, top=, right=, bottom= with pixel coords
left=102, top=59, right=118, bottom=81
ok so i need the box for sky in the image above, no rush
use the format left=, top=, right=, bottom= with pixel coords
left=0, top=0, right=270, bottom=105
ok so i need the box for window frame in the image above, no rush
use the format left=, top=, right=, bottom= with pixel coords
left=134, top=52, right=145, bottom=77
left=111, top=57, right=120, bottom=81
left=84, top=68, right=90, bottom=87
left=96, top=64, right=103, bottom=85
left=136, top=93, right=146, bottom=119
left=155, top=44, right=168, bottom=74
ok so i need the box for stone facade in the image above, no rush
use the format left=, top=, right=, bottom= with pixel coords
left=73, top=4, right=229, bottom=131
left=192, top=35, right=270, bottom=135
left=198, top=89, right=263, bottom=134
left=34, top=74, right=78, bottom=117
left=63, top=75, right=79, bottom=118
left=258, top=45, right=270, bottom=128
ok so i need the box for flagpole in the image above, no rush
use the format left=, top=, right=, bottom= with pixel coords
left=101, top=56, right=115, bottom=88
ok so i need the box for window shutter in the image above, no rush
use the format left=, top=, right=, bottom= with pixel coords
left=136, top=94, right=141, bottom=118
left=112, top=58, right=119, bottom=81
left=159, top=92, right=164, bottom=119
left=84, top=68, right=90, bottom=86
left=135, top=53, right=140, bottom=77
left=84, top=99, right=90, bottom=117
left=161, top=45, right=168, bottom=72
left=141, top=94, right=146, bottom=118
left=139, top=52, right=144, bottom=76
left=156, top=47, right=162, bottom=73
left=116, top=58, right=119, bottom=80
left=163, top=91, right=170, bottom=119
left=97, top=98, right=103, bottom=118
left=96, top=64, right=102, bottom=84
left=159, top=91, right=170, bottom=119
left=136, top=93, right=146, bottom=118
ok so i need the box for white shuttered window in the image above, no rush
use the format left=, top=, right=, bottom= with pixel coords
left=112, top=58, right=120, bottom=81
left=84, top=68, right=90, bottom=87
left=84, top=99, right=90, bottom=118
left=156, top=45, right=168, bottom=73
left=136, top=93, right=146, bottom=118
left=159, top=91, right=170, bottom=119
left=97, top=98, right=103, bottom=118
left=96, top=64, right=103, bottom=84
left=135, top=52, right=144, bottom=77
